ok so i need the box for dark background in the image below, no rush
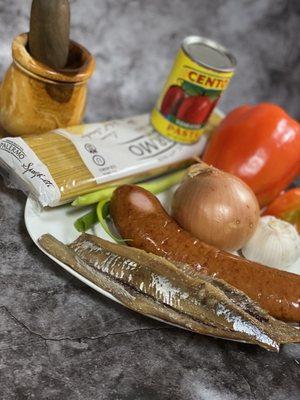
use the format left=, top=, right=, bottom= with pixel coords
left=0, top=1, right=299, bottom=399
left=1, top=0, right=300, bottom=121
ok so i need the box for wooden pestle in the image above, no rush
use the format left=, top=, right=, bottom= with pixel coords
left=28, top=0, right=70, bottom=70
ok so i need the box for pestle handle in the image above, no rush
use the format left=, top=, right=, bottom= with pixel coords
left=29, top=0, right=70, bottom=70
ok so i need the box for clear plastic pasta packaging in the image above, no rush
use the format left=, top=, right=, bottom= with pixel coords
left=0, top=113, right=221, bottom=207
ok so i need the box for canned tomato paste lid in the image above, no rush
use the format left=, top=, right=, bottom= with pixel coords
left=182, top=36, right=236, bottom=72
left=151, top=36, right=236, bottom=144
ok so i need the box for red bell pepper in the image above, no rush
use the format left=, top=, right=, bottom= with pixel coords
left=263, top=188, right=300, bottom=232
left=176, top=95, right=213, bottom=124
left=203, top=103, right=300, bottom=207
left=160, top=85, right=185, bottom=117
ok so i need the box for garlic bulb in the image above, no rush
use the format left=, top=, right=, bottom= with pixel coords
left=241, top=216, right=300, bottom=270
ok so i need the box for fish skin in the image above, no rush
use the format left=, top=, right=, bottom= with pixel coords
left=70, top=234, right=300, bottom=348
left=175, top=262, right=300, bottom=344
left=38, top=234, right=263, bottom=345
left=39, top=233, right=300, bottom=351
left=70, top=235, right=241, bottom=332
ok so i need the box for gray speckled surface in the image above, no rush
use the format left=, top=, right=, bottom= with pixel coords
left=0, top=1, right=299, bottom=399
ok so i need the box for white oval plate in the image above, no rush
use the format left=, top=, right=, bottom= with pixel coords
left=24, top=190, right=300, bottom=334
left=24, top=189, right=177, bottom=307
left=25, top=190, right=197, bottom=335
left=25, top=191, right=300, bottom=276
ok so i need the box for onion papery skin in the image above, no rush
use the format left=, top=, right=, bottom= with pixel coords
left=171, top=164, right=260, bottom=251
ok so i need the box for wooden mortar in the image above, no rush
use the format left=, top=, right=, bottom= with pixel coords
left=0, top=33, right=95, bottom=136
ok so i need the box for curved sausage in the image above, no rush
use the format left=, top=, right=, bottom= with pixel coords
left=110, top=185, right=300, bottom=322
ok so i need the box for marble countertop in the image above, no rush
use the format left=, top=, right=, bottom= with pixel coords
left=0, top=179, right=299, bottom=400
left=0, top=1, right=300, bottom=398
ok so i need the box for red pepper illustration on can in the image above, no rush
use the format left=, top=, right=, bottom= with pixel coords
left=176, top=95, right=213, bottom=124
left=160, top=85, right=186, bottom=117
left=160, top=83, right=219, bottom=126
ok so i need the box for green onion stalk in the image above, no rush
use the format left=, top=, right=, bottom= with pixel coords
left=72, top=169, right=186, bottom=207
left=73, top=168, right=186, bottom=233
left=74, top=208, right=98, bottom=233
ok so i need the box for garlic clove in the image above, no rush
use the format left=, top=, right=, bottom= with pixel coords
left=241, top=216, right=300, bottom=270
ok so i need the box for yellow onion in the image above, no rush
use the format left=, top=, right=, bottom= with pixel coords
left=171, top=163, right=260, bottom=251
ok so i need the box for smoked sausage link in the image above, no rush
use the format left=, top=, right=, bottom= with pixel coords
left=110, top=185, right=300, bottom=322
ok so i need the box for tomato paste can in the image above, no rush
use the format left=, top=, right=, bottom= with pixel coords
left=151, top=36, right=236, bottom=143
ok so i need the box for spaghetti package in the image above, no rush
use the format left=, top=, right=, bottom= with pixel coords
left=0, top=113, right=221, bottom=207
